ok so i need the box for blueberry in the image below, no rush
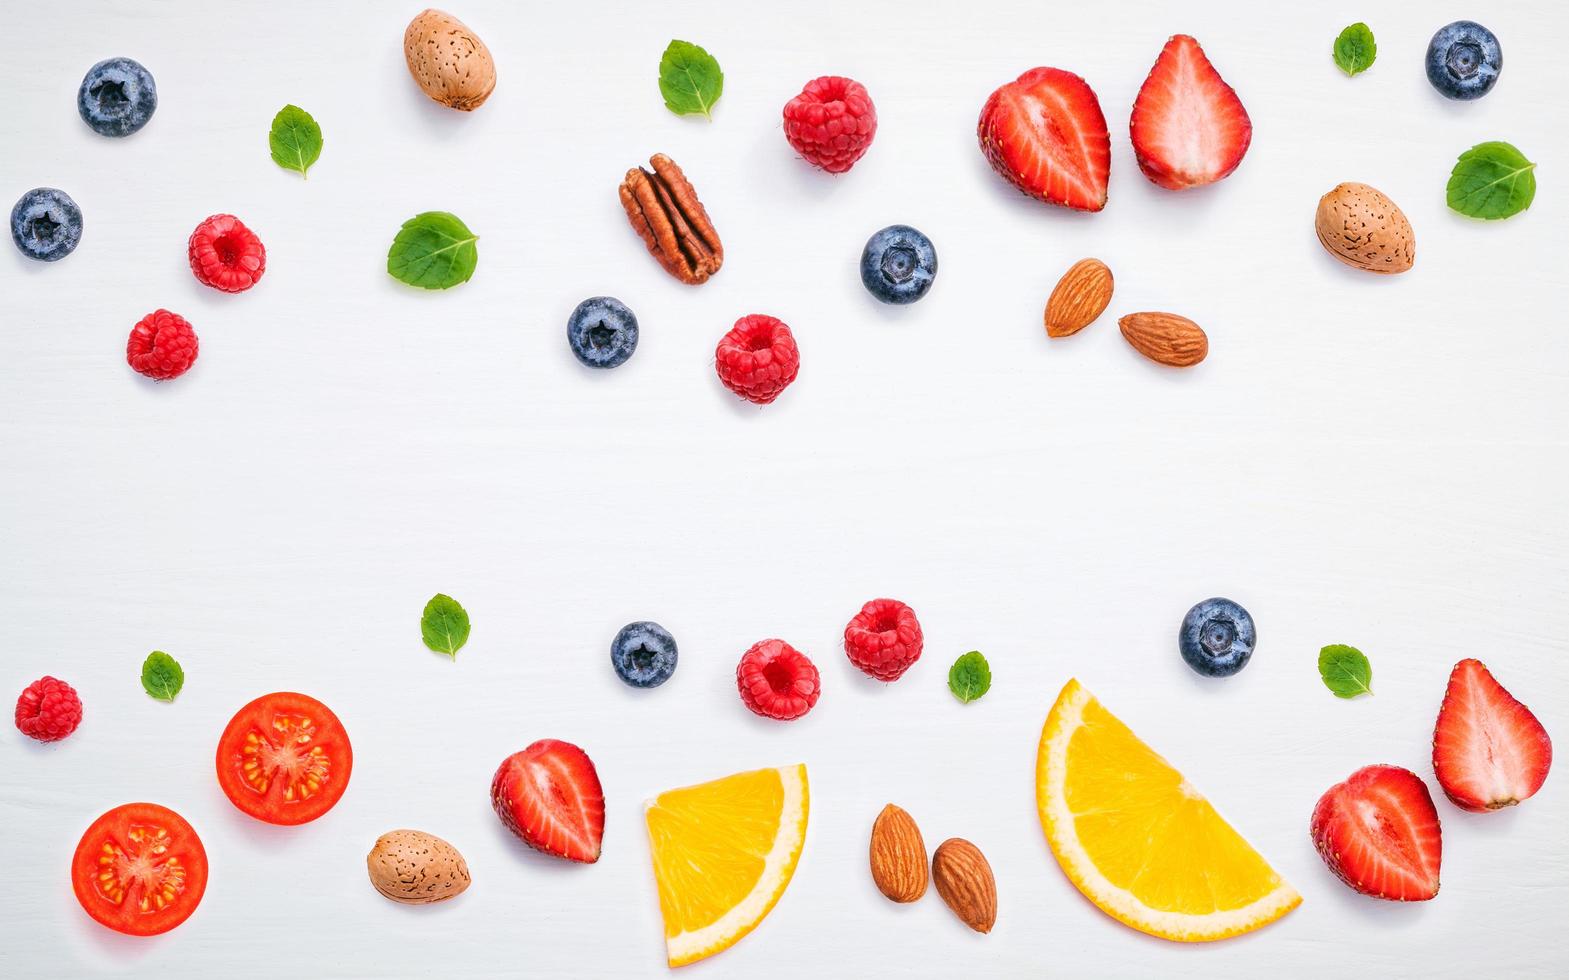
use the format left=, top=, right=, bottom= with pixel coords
left=860, top=224, right=937, bottom=305
left=10, top=188, right=83, bottom=262
left=611, top=621, right=677, bottom=688
left=567, top=296, right=638, bottom=368
left=78, top=57, right=157, bottom=137
left=1178, top=598, right=1256, bottom=678
left=1425, top=21, right=1501, bottom=101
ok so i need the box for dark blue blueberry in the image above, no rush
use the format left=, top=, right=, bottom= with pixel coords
left=11, top=188, right=83, bottom=262
left=611, top=621, right=677, bottom=688
left=1178, top=598, right=1256, bottom=678
left=567, top=296, right=638, bottom=368
left=78, top=57, right=158, bottom=137
left=1425, top=22, right=1501, bottom=101
left=860, top=224, right=937, bottom=305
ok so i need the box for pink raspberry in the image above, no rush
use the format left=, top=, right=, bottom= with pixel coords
left=715, top=314, right=800, bottom=405
left=15, top=676, right=83, bottom=742
left=844, top=598, right=923, bottom=681
left=782, top=76, right=877, bottom=173
left=188, top=213, right=266, bottom=292
left=737, top=640, right=821, bottom=721
left=126, top=309, right=198, bottom=381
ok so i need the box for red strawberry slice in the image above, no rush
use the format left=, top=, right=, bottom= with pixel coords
left=1433, top=659, right=1553, bottom=812
left=1130, top=35, right=1252, bottom=190
left=491, top=739, right=605, bottom=863
left=978, top=67, right=1110, bottom=212
left=1311, top=764, right=1441, bottom=901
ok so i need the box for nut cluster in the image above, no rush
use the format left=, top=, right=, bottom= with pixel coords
left=1044, top=256, right=1210, bottom=367
left=619, top=154, right=723, bottom=285
left=868, top=802, right=997, bottom=933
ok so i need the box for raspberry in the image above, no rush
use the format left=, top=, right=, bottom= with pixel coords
left=844, top=598, right=923, bottom=681
left=715, top=315, right=800, bottom=405
left=188, top=213, right=266, bottom=292
left=736, top=639, right=821, bottom=721
left=126, top=309, right=198, bottom=381
left=15, top=676, right=83, bottom=742
left=782, top=76, right=877, bottom=174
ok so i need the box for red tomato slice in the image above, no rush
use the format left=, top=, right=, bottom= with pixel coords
left=71, top=802, right=208, bottom=936
left=215, top=691, right=352, bottom=825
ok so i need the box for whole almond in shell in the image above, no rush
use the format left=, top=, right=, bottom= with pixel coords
left=932, top=837, right=997, bottom=933
left=1314, top=182, right=1415, bottom=274
left=869, top=803, right=928, bottom=903
left=404, top=9, right=497, bottom=111
left=366, top=829, right=472, bottom=905
left=1045, top=258, right=1114, bottom=338
left=1118, top=312, right=1208, bottom=367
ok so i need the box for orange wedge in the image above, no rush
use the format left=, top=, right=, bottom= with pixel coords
left=1037, top=679, right=1300, bottom=941
left=645, top=764, right=808, bottom=967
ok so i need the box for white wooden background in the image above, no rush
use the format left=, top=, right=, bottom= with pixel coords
left=2, top=1, right=1565, bottom=976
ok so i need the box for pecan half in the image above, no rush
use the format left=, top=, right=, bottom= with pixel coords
left=619, top=154, right=723, bottom=285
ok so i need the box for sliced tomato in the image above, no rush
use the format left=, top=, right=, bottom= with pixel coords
left=72, top=802, right=208, bottom=936
left=215, top=691, right=353, bottom=825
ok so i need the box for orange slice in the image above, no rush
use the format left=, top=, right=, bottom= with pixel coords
left=1037, top=679, right=1300, bottom=940
left=644, top=764, right=808, bottom=966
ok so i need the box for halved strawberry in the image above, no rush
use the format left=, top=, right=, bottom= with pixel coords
left=1130, top=35, right=1252, bottom=190
left=1311, top=764, right=1441, bottom=901
left=491, top=739, right=605, bottom=863
left=978, top=67, right=1110, bottom=212
left=1433, top=659, right=1552, bottom=812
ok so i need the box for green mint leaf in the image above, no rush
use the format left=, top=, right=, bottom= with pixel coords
left=1333, top=23, right=1376, bottom=76
left=140, top=651, right=185, bottom=702
left=421, top=594, right=470, bottom=657
left=1447, top=141, right=1537, bottom=220
left=268, top=104, right=323, bottom=178
left=948, top=651, right=992, bottom=704
left=1318, top=644, right=1373, bottom=699
left=658, top=40, right=723, bottom=119
left=387, top=212, right=479, bottom=289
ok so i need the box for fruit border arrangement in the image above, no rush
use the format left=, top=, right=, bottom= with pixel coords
left=9, top=10, right=1552, bottom=969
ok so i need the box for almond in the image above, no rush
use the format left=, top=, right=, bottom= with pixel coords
left=366, top=829, right=472, bottom=905
left=869, top=804, right=928, bottom=903
left=931, top=837, right=996, bottom=933
left=404, top=9, right=497, bottom=111
left=1044, top=258, right=1114, bottom=338
left=1118, top=311, right=1208, bottom=367
left=1314, top=182, right=1414, bottom=275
